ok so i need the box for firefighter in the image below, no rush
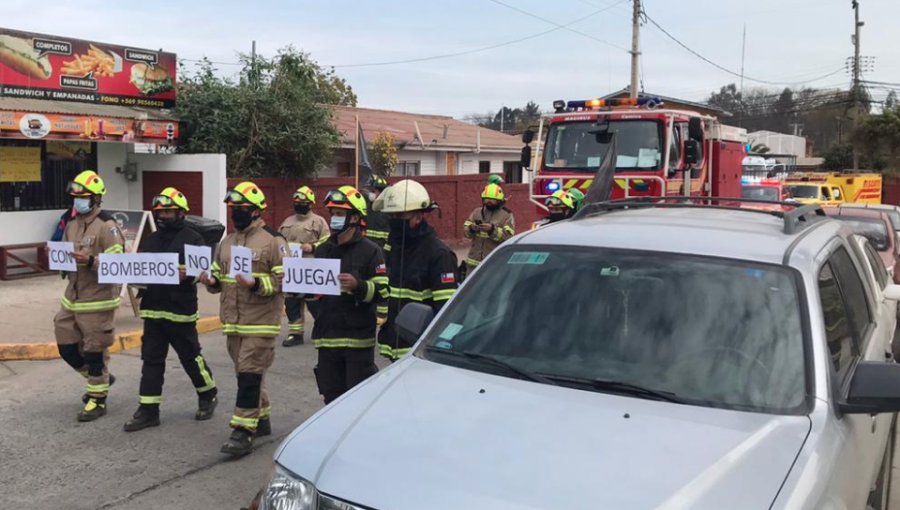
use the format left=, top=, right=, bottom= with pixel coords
left=361, top=175, right=390, bottom=250
left=373, top=179, right=458, bottom=361
left=307, top=185, right=387, bottom=404
left=123, top=187, right=218, bottom=432
left=567, top=188, right=585, bottom=212
left=199, top=181, right=287, bottom=457
left=463, top=183, right=515, bottom=277
left=278, top=185, right=329, bottom=347
left=53, top=170, right=125, bottom=422
left=531, top=190, right=576, bottom=230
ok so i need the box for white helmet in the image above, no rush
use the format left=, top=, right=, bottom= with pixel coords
left=373, top=179, right=435, bottom=213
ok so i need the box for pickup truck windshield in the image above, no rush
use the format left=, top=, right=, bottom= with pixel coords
left=544, top=120, right=663, bottom=172
left=419, top=247, right=807, bottom=414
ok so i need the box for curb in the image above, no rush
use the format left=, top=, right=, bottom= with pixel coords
left=0, top=316, right=222, bottom=362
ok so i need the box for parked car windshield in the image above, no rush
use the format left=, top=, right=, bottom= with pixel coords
left=544, top=120, right=663, bottom=172
left=418, top=247, right=807, bottom=414
left=741, top=186, right=780, bottom=201
left=838, top=217, right=889, bottom=251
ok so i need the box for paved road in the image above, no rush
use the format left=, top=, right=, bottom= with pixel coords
left=0, top=330, right=335, bottom=510
left=3, top=328, right=900, bottom=509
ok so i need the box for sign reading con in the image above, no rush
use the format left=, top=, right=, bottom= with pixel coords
left=97, top=252, right=179, bottom=285
left=0, top=27, right=177, bottom=109
left=282, top=257, right=341, bottom=296
left=47, top=241, right=76, bottom=272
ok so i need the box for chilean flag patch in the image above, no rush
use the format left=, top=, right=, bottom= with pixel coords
left=440, top=272, right=455, bottom=284
left=376, top=264, right=387, bottom=274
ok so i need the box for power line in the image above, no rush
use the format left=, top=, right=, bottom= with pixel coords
left=643, top=12, right=847, bottom=86
left=484, top=0, right=630, bottom=52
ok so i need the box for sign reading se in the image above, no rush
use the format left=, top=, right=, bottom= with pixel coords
left=282, top=258, right=341, bottom=296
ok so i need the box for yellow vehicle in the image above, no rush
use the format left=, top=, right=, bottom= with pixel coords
left=783, top=172, right=882, bottom=205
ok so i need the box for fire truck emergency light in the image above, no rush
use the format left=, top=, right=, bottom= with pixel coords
left=566, top=96, right=663, bottom=111
left=546, top=181, right=561, bottom=193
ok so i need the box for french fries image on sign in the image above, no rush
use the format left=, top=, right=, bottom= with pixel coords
left=61, top=45, right=116, bottom=77
left=0, top=35, right=52, bottom=80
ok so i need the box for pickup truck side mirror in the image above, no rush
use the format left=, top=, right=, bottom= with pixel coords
left=395, top=303, right=435, bottom=345
left=684, top=139, right=702, bottom=166
left=839, top=361, right=900, bottom=414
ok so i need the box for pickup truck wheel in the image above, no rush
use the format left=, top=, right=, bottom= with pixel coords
left=870, top=415, right=896, bottom=510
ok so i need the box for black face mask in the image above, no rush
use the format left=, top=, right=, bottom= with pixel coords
left=232, top=208, right=254, bottom=230
left=389, top=218, right=409, bottom=233
left=155, top=215, right=184, bottom=231
left=484, top=203, right=501, bottom=211
left=548, top=211, right=569, bottom=223
left=294, top=204, right=311, bottom=215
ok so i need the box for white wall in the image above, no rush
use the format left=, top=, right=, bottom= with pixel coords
left=0, top=209, right=66, bottom=245
left=97, top=143, right=132, bottom=210
left=132, top=153, right=228, bottom=224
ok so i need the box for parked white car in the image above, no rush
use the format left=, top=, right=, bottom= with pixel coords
left=256, top=202, right=900, bottom=510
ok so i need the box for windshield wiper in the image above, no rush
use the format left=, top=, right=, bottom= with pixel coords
left=424, top=345, right=556, bottom=385
left=538, top=374, right=684, bottom=403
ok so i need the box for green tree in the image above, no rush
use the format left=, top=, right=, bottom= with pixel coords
left=175, top=47, right=356, bottom=178
left=369, top=131, right=399, bottom=177
left=852, top=108, right=900, bottom=172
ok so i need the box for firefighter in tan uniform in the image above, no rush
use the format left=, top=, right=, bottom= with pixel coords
left=277, top=185, right=329, bottom=347
left=462, top=183, right=515, bottom=279
left=54, top=170, right=125, bottom=422
left=199, top=181, right=287, bottom=457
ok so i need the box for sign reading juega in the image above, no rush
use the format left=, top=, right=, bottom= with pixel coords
left=0, top=27, right=177, bottom=108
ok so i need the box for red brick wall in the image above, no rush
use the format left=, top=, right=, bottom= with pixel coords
left=226, top=175, right=541, bottom=243
left=883, top=176, right=900, bottom=206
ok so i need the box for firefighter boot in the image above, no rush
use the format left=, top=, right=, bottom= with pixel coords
left=123, top=405, right=160, bottom=432
left=256, top=418, right=271, bottom=437
left=77, top=398, right=107, bottom=422
left=82, top=373, right=116, bottom=404
left=195, top=395, right=218, bottom=421
left=220, top=427, right=254, bottom=457
left=282, top=334, right=304, bottom=347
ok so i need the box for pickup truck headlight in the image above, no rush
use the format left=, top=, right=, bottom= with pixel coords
left=259, top=465, right=316, bottom=510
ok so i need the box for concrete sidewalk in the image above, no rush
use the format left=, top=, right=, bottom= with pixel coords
left=0, top=276, right=221, bottom=361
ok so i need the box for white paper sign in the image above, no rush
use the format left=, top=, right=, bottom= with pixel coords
left=184, top=244, right=212, bottom=277
left=98, top=252, right=180, bottom=285
left=229, top=246, right=253, bottom=278
left=288, top=243, right=303, bottom=258
left=282, top=257, right=341, bottom=296
left=47, top=241, right=77, bottom=272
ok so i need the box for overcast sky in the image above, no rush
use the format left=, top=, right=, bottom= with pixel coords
left=6, top=0, right=899, bottom=118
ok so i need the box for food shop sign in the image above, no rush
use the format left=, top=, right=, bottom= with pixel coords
left=0, top=27, right=176, bottom=109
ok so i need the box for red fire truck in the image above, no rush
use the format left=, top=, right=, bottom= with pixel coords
left=521, top=97, right=748, bottom=212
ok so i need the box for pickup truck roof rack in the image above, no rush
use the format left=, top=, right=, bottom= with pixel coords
left=572, top=197, right=827, bottom=235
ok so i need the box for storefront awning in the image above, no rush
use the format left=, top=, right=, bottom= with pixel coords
left=0, top=98, right=178, bottom=144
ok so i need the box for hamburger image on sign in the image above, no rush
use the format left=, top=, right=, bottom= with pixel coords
left=129, top=62, right=173, bottom=96
left=0, top=35, right=52, bottom=80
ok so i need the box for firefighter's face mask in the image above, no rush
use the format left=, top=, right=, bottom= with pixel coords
left=73, top=197, right=94, bottom=215
left=231, top=206, right=256, bottom=230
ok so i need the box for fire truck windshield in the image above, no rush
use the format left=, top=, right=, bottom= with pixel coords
left=544, top=120, right=662, bottom=172
left=784, top=185, right=819, bottom=199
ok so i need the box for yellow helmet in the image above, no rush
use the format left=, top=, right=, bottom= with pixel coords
left=545, top=190, right=575, bottom=210
left=324, top=185, right=367, bottom=217
left=293, top=186, right=315, bottom=204
left=373, top=179, right=435, bottom=213
left=366, top=175, right=388, bottom=191
left=151, top=187, right=190, bottom=212
left=481, top=183, right=505, bottom=201
left=224, top=181, right=267, bottom=209
left=68, top=170, right=106, bottom=197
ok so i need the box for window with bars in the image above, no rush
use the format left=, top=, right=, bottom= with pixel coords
left=0, top=140, right=97, bottom=212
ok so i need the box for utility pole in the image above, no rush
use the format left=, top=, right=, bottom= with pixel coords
left=851, top=1, right=862, bottom=170
left=739, top=24, right=746, bottom=127
left=629, top=0, right=641, bottom=99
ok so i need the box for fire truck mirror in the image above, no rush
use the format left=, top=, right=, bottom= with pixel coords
left=684, top=139, right=702, bottom=166
left=521, top=129, right=535, bottom=144
left=520, top=146, right=533, bottom=171
left=688, top=117, right=704, bottom=141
